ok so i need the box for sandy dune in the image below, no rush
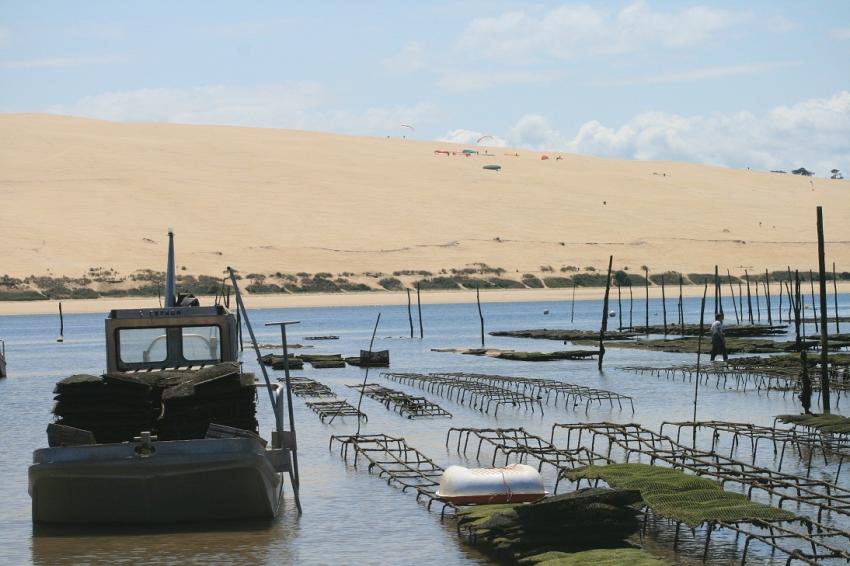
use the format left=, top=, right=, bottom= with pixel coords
left=1, top=113, right=847, bottom=281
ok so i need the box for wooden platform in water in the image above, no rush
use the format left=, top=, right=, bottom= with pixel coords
left=432, top=347, right=598, bottom=361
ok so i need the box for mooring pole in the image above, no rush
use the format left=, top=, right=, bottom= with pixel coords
left=786, top=265, right=800, bottom=322
left=755, top=281, right=761, bottom=323
left=570, top=279, right=576, bottom=324
left=834, top=262, right=840, bottom=335
left=693, top=283, right=709, bottom=423
left=793, top=271, right=811, bottom=414
left=266, top=320, right=302, bottom=493
left=628, top=280, right=634, bottom=329
left=228, top=268, right=302, bottom=513
left=599, top=255, right=613, bottom=371
left=727, top=270, right=740, bottom=324
left=809, top=270, right=818, bottom=328
left=406, top=288, right=414, bottom=339
left=714, top=266, right=720, bottom=316
left=57, top=302, right=64, bottom=342
left=644, top=267, right=649, bottom=334
left=816, top=206, right=831, bottom=413
left=764, top=270, right=773, bottom=325
left=745, top=270, right=754, bottom=324
left=617, top=281, right=623, bottom=331
left=778, top=275, right=783, bottom=324
left=661, top=274, right=667, bottom=335
left=416, top=282, right=423, bottom=338
left=476, top=285, right=485, bottom=348
left=352, top=313, right=381, bottom=433
left=678, top=274, right=684, bottom=335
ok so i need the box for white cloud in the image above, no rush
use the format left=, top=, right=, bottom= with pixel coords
left=46, top=83, right=438, bottom=135
left=438, top=69, right=559, bottom=92
left=457, top=1, right=750, bottom=60
left=459, top=91, right=850, bottom=175
left=438, top=129, right=507, bottom=147
left=831, top=27, right=850, bottom=40
left=383, top=41, right=425, bottom=73
left=616, top=60, right=800, bottom=85
left=0, top=55, right=122, bottom=69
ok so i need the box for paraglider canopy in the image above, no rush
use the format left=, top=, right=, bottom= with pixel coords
left=462, top=149, right=478, bottom=155
left=483, top=164, right=501, bottom=171
left=476, top=135, right=495, bottom=144
left=400, top=124, right=415, bottom=132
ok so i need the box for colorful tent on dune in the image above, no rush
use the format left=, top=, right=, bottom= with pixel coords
left=462, top=149, right=478, bottom=156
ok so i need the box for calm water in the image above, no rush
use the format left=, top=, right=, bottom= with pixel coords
left=1, top=293, right=847, bottom=565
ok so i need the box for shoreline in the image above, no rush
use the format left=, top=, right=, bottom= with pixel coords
left=2, top=282, right=850, bottom=316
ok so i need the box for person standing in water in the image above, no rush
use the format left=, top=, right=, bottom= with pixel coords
left=710, top=313, right=728, bottom=362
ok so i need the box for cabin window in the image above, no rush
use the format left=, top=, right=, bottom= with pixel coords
left=182, top=326, right=221, bottom=361
left=118, top=328, right=169, bottom=364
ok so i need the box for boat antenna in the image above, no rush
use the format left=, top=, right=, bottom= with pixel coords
left=165, top=228, right=176, bottom=308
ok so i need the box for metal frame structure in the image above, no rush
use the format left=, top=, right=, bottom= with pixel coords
left=381, top=372, right=543, bottom=416
left=329, top=434, right=456, bottom=516
left=437, top=371, right=633, bottom=413
left=345, top=383, right=452, bottom=418
left=619, top=363, right=849, bottom=404
left=281, top=376, right=335, bottom=398
left=551, top=422, right=850, bottom=523
left=660, top=420, right=848, bottom=478
left=306, top=400, right=366, bottom=423
left=447, top=424, right=850, bottom=564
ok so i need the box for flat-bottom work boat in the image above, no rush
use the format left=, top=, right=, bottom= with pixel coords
left=29, top=231, right=301, bottom=524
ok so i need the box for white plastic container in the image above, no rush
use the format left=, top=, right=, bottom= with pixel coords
left=436, top=463, right=546, bottom=504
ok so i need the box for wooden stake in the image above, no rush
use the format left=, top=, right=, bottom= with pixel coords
left=416, top=282, right=423, bottom=338
left=816, top=206, right=831, bottom=413
left=755, top=280, right=761, bottom=323
left=717, top=266, right=724, bottom=316
left=644, top=266, right=649, bottom=334
left=714, top=265, right=720, bottom=316
left=738, top=280, right=744, bottom=323
left=661, top=274, right=668, bottom=335
left=793, top=271, right=812, bottom=413
left=787, top=265, right=799, bottom=322
left=764, top=269, right=773, bottom=325
left=833, top=262, right=840, bottom=335
left=745, top=270, right=754, bottom=324
left=727, top=270, right=740, bottom=324
left=628, top=280, right=634, bottom=329
left=476, top=285, right=485, bottom=348
left=617, top=281, right=623, bottom=331
left=599, top=255, right=613, bottom=371
left=406, top=288, right=414, bottom=338
left=57, top=302, right=64, bottom=342
left=693, top=283, right=708, bottom=422
left=570, top=279, right=576, bottom=324
left=678, top=274, right=684, bottom=335
left=809, top=270, right=819, bottom=327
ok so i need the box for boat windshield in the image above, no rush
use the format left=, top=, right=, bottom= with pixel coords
left=117, top=325, right=222, bottom=366
left=119, top=328, right=168, bottom=364
left=182, top=326, right=221, bottom=361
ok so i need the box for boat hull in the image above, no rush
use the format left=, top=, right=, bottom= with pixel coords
left=29, top=438, right=283, bottom=524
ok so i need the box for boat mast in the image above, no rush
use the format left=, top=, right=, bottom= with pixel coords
left=165, top=229, right=176, bottom=308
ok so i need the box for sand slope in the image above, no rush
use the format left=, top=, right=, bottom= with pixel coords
left=0, top=113, right=847, bottom=279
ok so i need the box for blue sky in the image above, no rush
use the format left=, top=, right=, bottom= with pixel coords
left=1, top=1, right=849, bottom=174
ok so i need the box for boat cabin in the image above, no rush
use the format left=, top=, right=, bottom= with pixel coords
left=105, top=304, right=239, bottom=373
